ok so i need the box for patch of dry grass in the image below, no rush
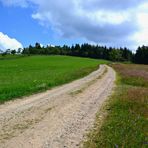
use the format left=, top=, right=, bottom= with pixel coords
left=84, top=64, right=148, bottom=148
left=112, top=64, right=148, bottom=87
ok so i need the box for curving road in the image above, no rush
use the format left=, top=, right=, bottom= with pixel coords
left=0, top=65, right=116, bottom=148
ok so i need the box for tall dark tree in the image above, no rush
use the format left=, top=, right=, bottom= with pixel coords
left=35, top=42, right=41, bottom=49
left=11, top=50, right=16, bottom=55
left=134, top=46, right=148, bottom=64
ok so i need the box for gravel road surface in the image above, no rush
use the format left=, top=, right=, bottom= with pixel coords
left=0, top=65, right=115, bottom=148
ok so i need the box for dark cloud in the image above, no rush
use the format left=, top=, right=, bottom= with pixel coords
left=59, top=14, right=138, bottom=47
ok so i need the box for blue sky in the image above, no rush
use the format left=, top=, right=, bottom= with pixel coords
left=0, top=3, right=83, bottom=47
left=0, top=0, right=148, bottom=51
left=0, top=2, right=85, bottom=50
left=0, top=3, right=49, bottom=46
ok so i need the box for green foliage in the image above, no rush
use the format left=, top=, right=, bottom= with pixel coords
left=35, top=42, right=41, bottom=49
left=108, top=49, right=122, bottom=61
left=1, top=52, right=7, bottom=57
left=22, top=43, right=133, bottom=62
left=0, top=55, right=108, bottom=103
left=134, top=46, right=148, bottom=64
left=11, top=50, right=16, bottom=55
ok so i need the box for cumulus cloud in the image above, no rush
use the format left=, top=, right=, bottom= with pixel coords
left=0, top=32, right=23, bottom=51
left=133, top=3, right=148, bottom=47
left=1, top=0, right=148, bottom=48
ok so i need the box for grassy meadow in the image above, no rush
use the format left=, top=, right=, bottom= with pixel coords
left=0, top=55, right=109, bottom=103
left=0, top=54, right=25, bottom=60
left=84, top=64, right=148, bottom=148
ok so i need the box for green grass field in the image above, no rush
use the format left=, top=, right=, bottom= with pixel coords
left=0, top=55, right=109, bottom=103
left=0, top=54, right=25, bottom=60
left=84, top=64, right=148, bottom=148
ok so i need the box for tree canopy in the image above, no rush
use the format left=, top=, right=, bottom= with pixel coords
left=22, top=43, right=135, bottom=62
left=6, top=42, right=146, bottom=64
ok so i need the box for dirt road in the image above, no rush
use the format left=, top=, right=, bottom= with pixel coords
left=0, top=65, right=116, bottom=148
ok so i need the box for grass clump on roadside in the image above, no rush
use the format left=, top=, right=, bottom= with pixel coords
left=83, top=64, right=148, bottom=148
left=0, top=55, right=109, bottom=103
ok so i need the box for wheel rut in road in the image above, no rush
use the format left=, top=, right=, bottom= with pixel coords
left=0, top=65, right=116, bottom=148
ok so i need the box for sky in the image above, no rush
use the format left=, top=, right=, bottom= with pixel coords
left=0, top=0, right=148, bottom=51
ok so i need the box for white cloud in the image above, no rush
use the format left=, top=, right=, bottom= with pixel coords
left=0, top=32, right=23, bottom=51
left=29, top=0, right=137, bottom=47
left=132, top=2, right=148, bottom=47
left=133, top=13, right=148, bottom=46
left=1, top=0, right=148, bottom=48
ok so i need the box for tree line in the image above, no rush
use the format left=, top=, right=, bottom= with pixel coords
left=133, top=46, right=148, bottom=64
left=22, top=43, right=133, bottom=62
left=1, top=43, right=147, bottom=64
